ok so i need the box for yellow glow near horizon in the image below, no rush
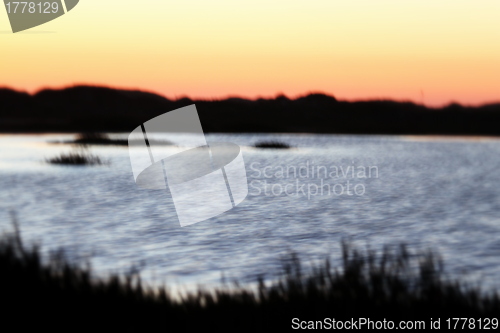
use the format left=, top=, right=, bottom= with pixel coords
left=1, top=0, right=499, bottom=106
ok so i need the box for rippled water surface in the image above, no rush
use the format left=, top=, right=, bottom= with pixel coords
left=1, top=134, right=500, bottom=291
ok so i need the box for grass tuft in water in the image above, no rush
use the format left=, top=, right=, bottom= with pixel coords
left=45, top=149, right=105, bottom=165
left=254, top=141, right=291, bottom=149
left=74, top=132, right=122, bottom=145
left=70, top=132, right=173, bottom=146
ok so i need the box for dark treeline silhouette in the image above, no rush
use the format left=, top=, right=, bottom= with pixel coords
left=2, top=85, right=500, bottom=135
left=2, top=218, right=499, bottom=332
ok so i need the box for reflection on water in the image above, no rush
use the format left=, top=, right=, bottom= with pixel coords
left=1, top=133, right=500, bottom=291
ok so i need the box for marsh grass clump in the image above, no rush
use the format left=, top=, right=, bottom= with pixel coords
left=254, top=141, right=291, bottom=149
left=1, top=219, right=499, bottom=332
left=67, top=132, right=173, bottom=146
left=45, top=149, right=105, bottom=165
left=73, top=132, right=125, bottom=145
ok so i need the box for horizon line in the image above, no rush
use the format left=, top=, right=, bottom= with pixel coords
left=1, top=83, right=500, bottom=109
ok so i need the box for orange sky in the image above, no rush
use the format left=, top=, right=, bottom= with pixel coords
left=1, top=0, right=499, bottom=106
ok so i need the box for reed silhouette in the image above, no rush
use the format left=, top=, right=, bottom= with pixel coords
left=2, top=218, right=498, bottom=332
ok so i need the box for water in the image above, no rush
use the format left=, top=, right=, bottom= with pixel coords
left=1, top=133, right=500, bottom=292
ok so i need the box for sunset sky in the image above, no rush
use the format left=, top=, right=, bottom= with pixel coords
left=1, top=0, right=499, bottom=106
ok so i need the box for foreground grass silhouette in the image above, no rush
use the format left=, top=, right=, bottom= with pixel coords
left=2, top=221, right=499, bottom=332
